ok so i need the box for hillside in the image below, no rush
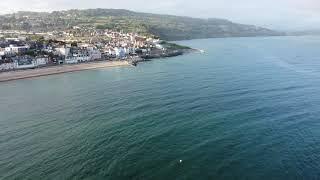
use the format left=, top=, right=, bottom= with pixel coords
left=288, top=30, right=320, bottom=36
left=0, top=9, right=285, bottom=41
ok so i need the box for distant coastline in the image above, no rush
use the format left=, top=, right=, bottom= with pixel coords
left=1, top=8, right=210, bottom=81
left=0, top=9, right=284, bottom=41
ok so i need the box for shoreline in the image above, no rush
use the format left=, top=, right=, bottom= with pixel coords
left=0, top=48, right=200, bottom=83
left=0, top=61, right=130, bottom=82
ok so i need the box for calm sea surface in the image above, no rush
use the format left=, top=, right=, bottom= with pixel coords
left=1, top=36, right=320, bottom=179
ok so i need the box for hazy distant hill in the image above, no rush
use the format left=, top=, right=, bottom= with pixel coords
left=0, top=9, right=285, bottom=40
left=288, top=30, right=320, bottom=36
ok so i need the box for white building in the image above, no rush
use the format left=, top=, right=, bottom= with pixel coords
left=0, top=62, right=15, bottom=71
left=57, top=46, right=102, bottom=64
left=67, top=49, right=88, bottom=64
left=128, top=47, right=136, bottom=54
left=90, top=49, right=102, bottom=60
left=0, top=48, right=5, bottom=56
left=65, top=52, right=90, bottom=64
left=35, top=57, right=49, bottom=66
left=107, top=48, right=116, bottom=56
left=43, top=46, right=53, bottom=53
left=14, top=62, right=36, bottom=69
left=123, top=47, right=130, bottom=55
left=13, top=57, right=36, bottom=69
left=5, top=45, right=30, bottom=55
left=114, top=47, right=126, bottom=58
left=55, top=47, right=70, bottom=56
left=65, top=56, right=80, bottom=64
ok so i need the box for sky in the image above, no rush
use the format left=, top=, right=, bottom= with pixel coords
left=1, top=0, right=320, bottom=31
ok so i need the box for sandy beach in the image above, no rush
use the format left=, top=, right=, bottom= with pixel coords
left=0, top=61, right=130, bottom=82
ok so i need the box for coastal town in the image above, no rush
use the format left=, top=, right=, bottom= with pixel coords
left=0, top=27, right=190, bottom=73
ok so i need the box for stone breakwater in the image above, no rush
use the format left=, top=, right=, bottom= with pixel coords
left=130, top=49, right=200, bottom=66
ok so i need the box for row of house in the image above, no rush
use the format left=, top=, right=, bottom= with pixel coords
left=0, top=28, right=167, bottom=72
left=0, top=44, right=30, bottom=56
left=55, top=45, right=102, bottom=64
left=0, top=55, right=49, bottom=71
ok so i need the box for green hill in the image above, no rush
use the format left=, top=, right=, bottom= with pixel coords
left=0, top=9, right=285, bottom=41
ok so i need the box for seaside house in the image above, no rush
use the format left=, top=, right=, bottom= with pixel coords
left=62, top=46, right=101, bottom=64
left=114, top=47, right=126, bottom=58
left=64, top=48, right=87, bottom=64
left=0, top=55, right=48, bottom=71
left=55, top=47, right=70, bottom=56
left=42, top=45, right=53, bottom=53
left=79, top=44, right=102, bottom=60
left=123, top=47, right=131, bottom=55
left=0, top=56, right=15, bottom=71
left=89, top=48, right=102, bottom=60
left=0, top=62, right=15, bottom=71
left=134, top=37, right=147, bottom=48
left=5, top=45, right=30, bottom=55
left=64, top=56, right=78, bottom=64
left=35, top=56, right=49, bottom=66
left=106, top=48, right=116, bottom=57
left=56, top=46, right=82, bottom=64
left=13, top=56, right=36, bottom=69
left=0, top=48, right=5, bottom=56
